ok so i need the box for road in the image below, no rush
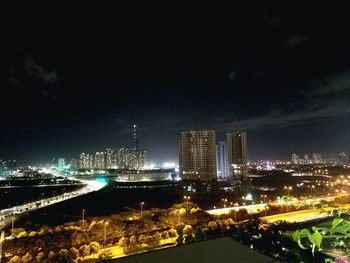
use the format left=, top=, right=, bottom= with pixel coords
left=262, top=204, right=350, bottom=223
left=207, top=203, right=267, bottom=216
left=0, top=175, right=106, bottom=231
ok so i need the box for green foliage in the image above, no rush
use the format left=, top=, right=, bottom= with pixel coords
left=292, top=212, right=350, bottom=257
left=194, top=227, right=206, bottom=241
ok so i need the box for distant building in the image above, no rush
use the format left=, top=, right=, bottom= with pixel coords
left=291, top=153, right=299, bottom=164
left=0, top=160, right=17, bottom=175
left=79, top=153, right=94, bottom=169
left=338, top=152, right=348, bottom=165
left=227, top=131, right=248, bottom=180
left=106, top=148, right=115, bottom=168
left=179, top=130, right=217, bottom=181
left=312, top=152, right=322, bottom=164
left=112, top=168, right=175, bottom=182
left=78, top=125, right=146, bottom=170
left=70, top=157, right=78, bottom=170
left=58, top=158, right=65, bottom=171
left=94, top=152, right=106, bottom=169
left=216, top=141, right=229, bottom=180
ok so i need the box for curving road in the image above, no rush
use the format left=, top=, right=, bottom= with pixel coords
left=0, top=175, right=106, bottom=231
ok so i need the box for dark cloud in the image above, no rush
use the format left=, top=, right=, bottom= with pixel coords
left=285, top=34, right=308, bottom=47
left=307, top=71, right=350, bottom=95
left=24, top=54, right=58, bottom=84
left=228, top=70, right=238, bottom=81
left=224, top=70, right=350, bottom=130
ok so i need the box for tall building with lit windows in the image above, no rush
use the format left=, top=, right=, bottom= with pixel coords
left=57, top=158, right=65, bottom=171
left=179, top=130, right=216, bottom=181
left=227, top=130, right=248, bottom=180
left=106, top=148, right=115, bottom=168
left=94, top=152, right=106, bottom=169
left=216, top=141, right=229, bottom=180
left=292, top=153, right=299, bottom=164
left=78, top=125, right=146, bottom=170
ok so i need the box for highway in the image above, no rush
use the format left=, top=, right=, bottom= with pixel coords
left=262, top=209, right=330, bottom=223
left=262, top=204, right=350, bottom=223
left=0, top=175, right=106, bottom=231
left=207, top=203, right=267, bottom=216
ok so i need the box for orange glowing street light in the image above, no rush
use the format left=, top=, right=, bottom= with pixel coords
left=310, top=185, right=315, bottom=196
left=221, top=198, right=228, bottom=208
left=82, top=208, right=86, bottom=230
left=140, top=202, right=144, bottom=218
left=184, top=195, right=190, bottom=212
left=284, top=186, right=292, bottom=196
left=104, top=221, right=109, bottom=247
left=260, top=194, right=267, bottom=203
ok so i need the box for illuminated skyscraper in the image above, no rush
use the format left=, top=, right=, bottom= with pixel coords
left=292, top=153, right=299, bottom=164
left=312, top=152, right=321, bottom=164
left=106, top=148, right=115, bottom=168
left=94, top=152, right=106, bottom=169
left=227, top=131, right=248, bottom=180
left=58, top=158, right=65, bottom=171
left=216, top=141, right=229, bottom=180
left=179, top=130, right=216, bottom=181
left=338, top=152, right=348, bottom=165
left=133, top=124, right=138, bottom=150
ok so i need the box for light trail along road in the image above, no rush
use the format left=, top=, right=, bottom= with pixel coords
left=0, top=173, right=107, bottom=231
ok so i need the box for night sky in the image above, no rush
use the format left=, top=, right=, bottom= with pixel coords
left=1, top=4, right=350, bottom=165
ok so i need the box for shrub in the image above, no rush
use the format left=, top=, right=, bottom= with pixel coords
left=35, top=252, right=45, bottom=263
left=89, top=241, right=100, bottom=254
left=118, top=236, right=128, bottom=247
left=9, top=255, right=21, bottom=263
left=208, top=221, right=218, bottom=231
left=79, top=244, right=90, bottom=257
left=16, top=231, right=28, bottom=238
left=168, top=228, right=178, bottom=239
left=69, top=247, right=80, bottom=259
left=21, top=252, right=33, bottom=263
left=98, top=249, right=113, bottom=261
left=48, top=251, right=56, bottom=259
left=29, top=231, right=37, bottom=237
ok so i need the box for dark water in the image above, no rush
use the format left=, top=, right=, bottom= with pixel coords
left=13, top=183, right=183, bottom=229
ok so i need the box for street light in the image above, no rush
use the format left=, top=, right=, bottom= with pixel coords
left=82, top=208, right=86, bottom=230
left=310, top=185, right=315, bottom=197
left=11, top=218, right=14, bottom=236
left=184, top=196, right=190, bottom=212
left=221, top=198, right=227, bottom=208
left=140, top=202, right=144, bottom=218
left=284, top=186, right=292, bottom=197
left=104, top=221, right=109, bottom=247
left=260, top=195, right=267, bottom=203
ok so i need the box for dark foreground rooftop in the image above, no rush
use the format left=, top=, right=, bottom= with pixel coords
left=112, top=237, right=283, bottom=263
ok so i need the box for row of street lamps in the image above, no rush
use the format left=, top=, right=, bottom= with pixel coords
left=81, top=201, right=146, bottom=248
